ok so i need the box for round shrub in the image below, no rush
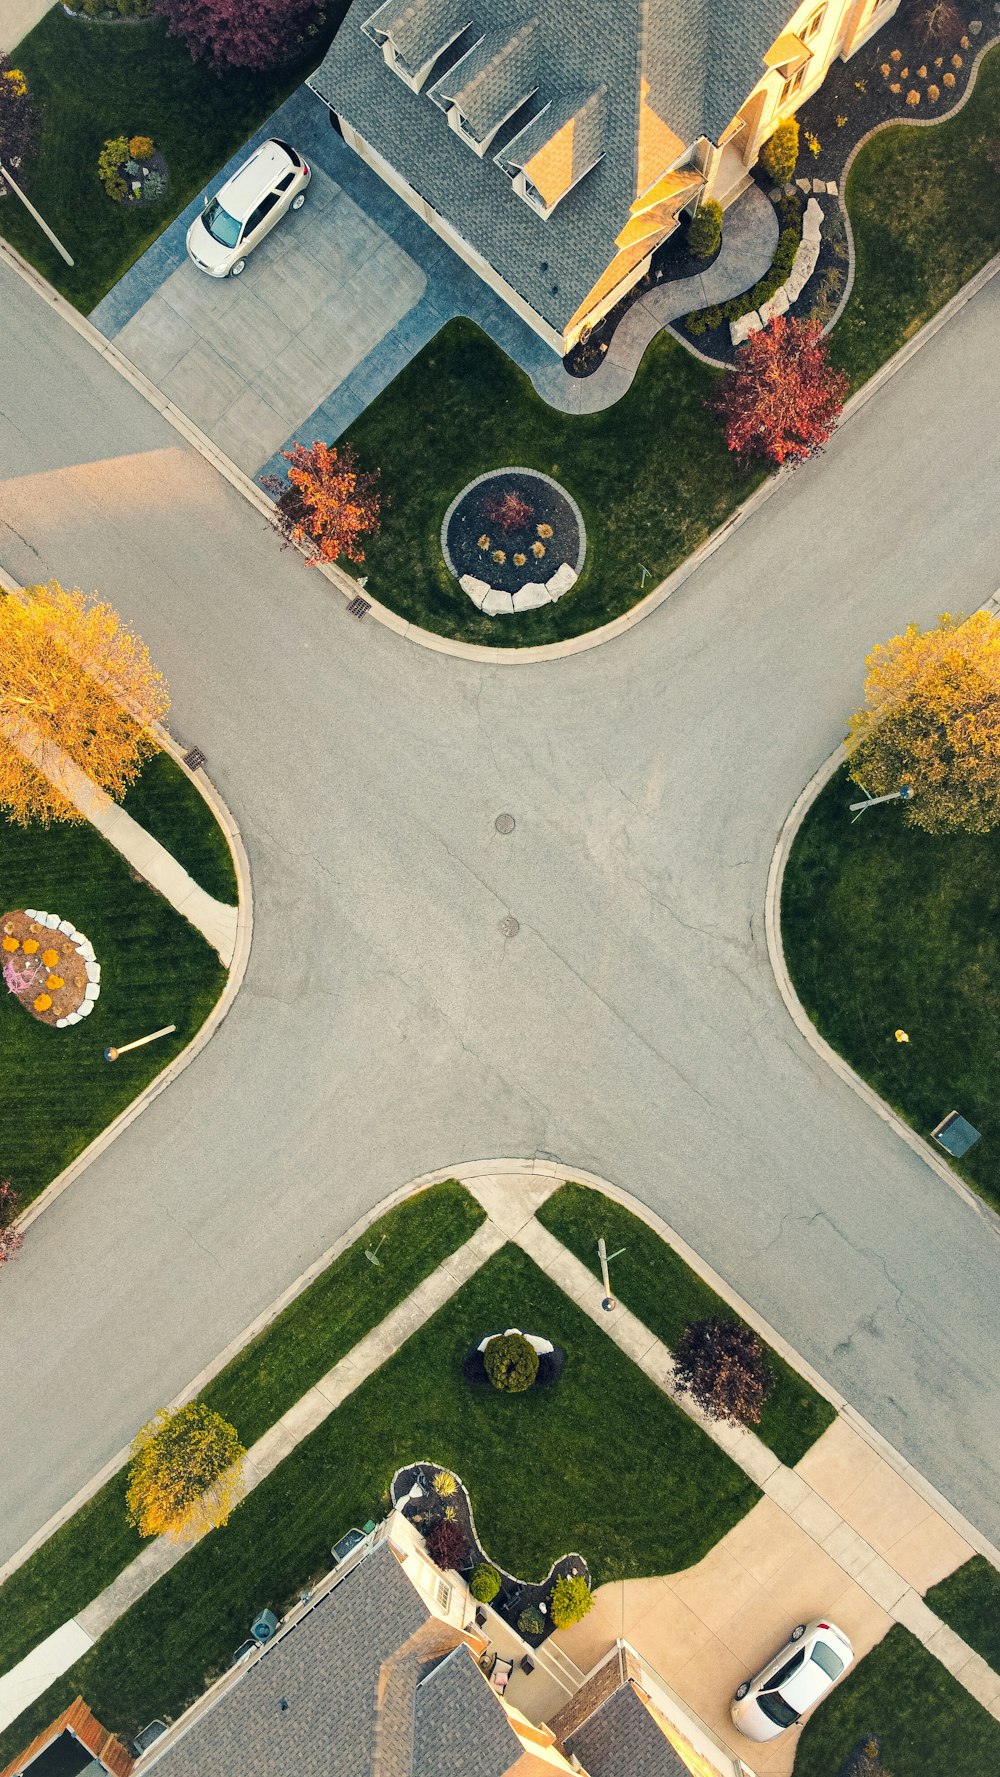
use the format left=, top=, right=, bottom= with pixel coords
left=518, top=1606, right=545, bottom=1636
left=688, top=198, right=722, bottom=260
left=550, top=1574, right=594, bottom=1629
left=129, top=135, right=154, bottom=161
left=760, top=116, right=799, bottom=184
left=701, top=304, right=722, bottom=330
left=433, top=1470, right=457, bottom=1497
left=685, top=309, right=709, bottom=335
left=425, top=1518, right=468, bottom=1571
left=470, top=1564, right=501, bottom=1603
left=483, top=1332, right=539, bottom=1393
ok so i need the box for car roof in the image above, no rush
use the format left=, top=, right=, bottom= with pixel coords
left=216, top=140, right=294, bottom=217
left=781, top=1656, right=834, bottom=1712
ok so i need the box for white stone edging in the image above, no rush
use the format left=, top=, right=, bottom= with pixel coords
left=440, top=465, right=587, bottom=616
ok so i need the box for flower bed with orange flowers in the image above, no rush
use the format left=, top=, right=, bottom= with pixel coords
left=1, top=911, right=95, bottom=1027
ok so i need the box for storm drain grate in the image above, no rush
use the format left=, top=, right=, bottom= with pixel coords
left=499, top=914, right=519, bottom=939
left=495, top=813, right=516, bottom=835
left=346, top=596, right=371, bottom=620
left=183, top=747, right=206, bottom=772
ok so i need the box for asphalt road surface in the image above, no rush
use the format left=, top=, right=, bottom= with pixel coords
left=2, top=258, right=999, bottom=1563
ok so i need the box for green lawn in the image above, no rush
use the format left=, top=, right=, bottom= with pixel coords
left=0, top=1180, right=484, bottom=1683
left=0, top=7, right=341, bottom=314
left=831, top=44, right=1000, bottom=389
left=122, top=751, right=237, bottom=904
left=782, top=765, right=1000, bottom=1212
left=341, top=320, right=765, bottom=646
left=536, top=1182, right=835, bottom=1466
left=0, top=753, right=230, bottom=1205
left=793, top=1626, right=1000, bottom=1777
left=0, top=1245, right=758, bottom=1760
left=926, top=1557, right=1000, bottom=1674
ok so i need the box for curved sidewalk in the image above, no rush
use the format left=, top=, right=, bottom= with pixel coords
left=525, top=184, right=778, bottom=414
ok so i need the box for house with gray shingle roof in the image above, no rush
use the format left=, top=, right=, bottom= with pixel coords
left=309, top=0, right=899, bottom=355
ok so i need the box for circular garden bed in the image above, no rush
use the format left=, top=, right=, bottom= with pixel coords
left=442, top=468, right=586, bottom=611
left=1, top=910, right=100, bottom=1027
left=98, top=134, right=169, bottom=206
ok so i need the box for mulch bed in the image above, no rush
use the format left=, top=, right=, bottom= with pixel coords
left=445, top=470, right=581, bottom=595
left=392, top=1459, right=589, bottom=1646
left=1, top=911, right=88, bottom=1026
left=564, top=213, right=723, bottom=377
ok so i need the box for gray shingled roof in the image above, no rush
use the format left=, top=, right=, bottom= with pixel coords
left=142, top=1546, right=434, bottom=1777
left=497, top=85, right=607, bottom=194
left=412, top=1645, right=524, bottom=1776
left=564, top=1682, right=692, bottom=1777
left=429, top=18, right=540, bottom=139
left=312, top=0, right=792, bottom=333
left=365, top=0, right=472, bottom=71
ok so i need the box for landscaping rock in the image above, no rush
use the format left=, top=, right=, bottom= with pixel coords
left=782, top=182, right=797, bottom=197
left=730, top=310, right=763, bottom=345
left=759, top=287, right=790, bottom=324
left=811, top=178, right=827, bottom=193
left=826, top=181, right=839, bottom=196
left=545, top=563, right=578, bottom=599
left=481, top=587, right=515, bottom=616
left=511, top=583, right=551, bottom=612
left=802, top=198, right=824, bottom=242
left=459, top=573, right=491, bottom=609
left=796, top=236, right=821, bottom=280
left=796, top=177, right=812, bottom=192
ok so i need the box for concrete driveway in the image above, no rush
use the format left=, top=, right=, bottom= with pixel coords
left=112, top=169, right=425, bottom=474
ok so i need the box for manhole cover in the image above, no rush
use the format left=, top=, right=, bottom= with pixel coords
left=499, top=914, right=519, bottom=939
left=495, top=813, right=516, bottom=835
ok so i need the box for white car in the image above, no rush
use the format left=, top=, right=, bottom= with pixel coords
left=731, top=1620, right=854, bottom=1742
left=186, top=138, right=311, bottom=278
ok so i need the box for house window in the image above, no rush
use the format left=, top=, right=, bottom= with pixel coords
left=801, top=4, right=826, bottom=39
left=436, top=1579, right=452, bottom=1612
left=780, top=66, right=807, bottom=105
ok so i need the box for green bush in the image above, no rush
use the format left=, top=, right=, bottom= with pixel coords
left=482, top=1332, right=539, bottom=1393
left=761, top=117, right=800, bottom=184
left=550, top=1574, right=593, bottom=1629
left=778, top=193, right=803, bottom=230
left=773, top=227, right=800, bottom=274
left=97, top=135, right=129, bottom=200
left=518, top=1606, right=545, bottom=1636
left=688, top=198, right=723, bottom=259
left=470, top=1564, right=501, bottom=1603
left=701, top=304, right=722, bottom=329
left=143, top=170, right=167, bottom=202
left=685, top=309, right=709, bottom=335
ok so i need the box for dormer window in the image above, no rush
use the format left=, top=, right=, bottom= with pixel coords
left=362, top=0, right=472, bottom=94
left=801, top=4, right=827, bottom=41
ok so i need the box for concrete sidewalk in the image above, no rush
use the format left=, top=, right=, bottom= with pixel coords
left=0, top=0, right=51, bottom=52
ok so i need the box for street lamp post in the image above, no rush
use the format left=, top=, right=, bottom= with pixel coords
left=849, top=783, right=913, bottom=822
left=597, top=1237, right=625, bottom=1313
left=0, top=160, right=74, bottom=266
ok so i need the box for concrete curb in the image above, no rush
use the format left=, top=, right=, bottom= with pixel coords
left=763, top=745, right=1000, bottom=1240
left=5, top=184, right=1000, bottom=669
left=6, top=1156, right=1000, bottom=1600
left=0, top=570, right=255, bottom=1237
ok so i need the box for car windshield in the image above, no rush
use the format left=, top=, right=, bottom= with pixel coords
left=756, top=1690, right=799, bottom=1728
left=203, top=199, right=241, bottom=248
left=810, top=1642, right=846, bottom=1680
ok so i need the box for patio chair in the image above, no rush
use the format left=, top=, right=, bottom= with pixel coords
left=488, top=1655, right=514, bottom=1695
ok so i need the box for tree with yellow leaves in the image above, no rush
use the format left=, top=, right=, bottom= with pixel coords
left=126, top=1403, right=245, bottom=1543
left=0, top=581, right=169, bottom=825
left=847, top=611, right=1000, bottom=833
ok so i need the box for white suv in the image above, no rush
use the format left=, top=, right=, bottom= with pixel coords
left=186, top=138, right=311, bottom=278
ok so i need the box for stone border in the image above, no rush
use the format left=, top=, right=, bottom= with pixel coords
left=0, top=565, right=255, bottom=1238
left=2, top=193, right=1000, bottom=666
left=439, top=466, right=587, bottom=612
left=763, top=742, right=1000, bottom=1233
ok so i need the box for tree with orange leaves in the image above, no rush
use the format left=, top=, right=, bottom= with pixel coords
left=712, top=315, right=848, bottom=468
left=848, top=611, right=1000, bottom=833
left=264, top=439, right=381, bottom=566
left=0, top=582, right=169, bottom=826
left=126, top=1402, right=245, bottom=1543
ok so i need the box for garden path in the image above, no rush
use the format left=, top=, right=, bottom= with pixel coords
left=1, top=1168, right=995, bottom=1752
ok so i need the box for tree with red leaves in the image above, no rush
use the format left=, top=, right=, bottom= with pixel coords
left=673, top=1318, right=773, bottom=1427
left=425, top=1518, right=468, bottom=1571
left=155, top=0, right=322, bottom=71
left=264, top=440, right=381, bottom=567
left=713, top=315, right=848, bottom=469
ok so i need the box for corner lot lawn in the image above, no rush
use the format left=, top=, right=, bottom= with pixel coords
left=781, top=765, right=1000, bottom=1213
left=0, top=752, right=229, bottom=1204
left=341, top=320, right=766, bottom=647
left=0, top=1245, right=759, bottom=1758
left=536, top=1181, right=836, bottom=1466
left=1, top=8, right=341, bottom=315
left=926, top=1556, right=1000, bottom=1675
left=832, top=45, right=1000, bottom=389
left=0, top=1180, right=484, bottom=1684
left=793, top=1626, right=1000, bottom=1777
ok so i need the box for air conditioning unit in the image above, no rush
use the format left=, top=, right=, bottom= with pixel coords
left=251, top=1608, right=279, bottom=1644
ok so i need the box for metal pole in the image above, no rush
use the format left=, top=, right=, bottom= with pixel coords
left=849, top=784, right=913, bottom=819
left=0, top=160, right=75, bottom=266
left=597, top=1238, right=625, bottom=1312
left=105, top=1023, right=176, bottom=1061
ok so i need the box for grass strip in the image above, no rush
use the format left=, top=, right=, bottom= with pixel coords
left=0, top=1180, right=484, bottom=1681
left=536, top=1181, right=836, bottom=1467
left=0, top=1243, right=758, bottom=1761
left=122, top=752, right=237, bottom=905
left=781, top=764, right=1000, bottom=1213
left=2, top=9, right=342, bottom=314
left=0, top=809, right=227, bottom=1205
left=831, top=45, right=1000, bottom=390
left=926, top=1556, right=1000, bottom=1675
left=793, top=1625, right=1000, bottom=1777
